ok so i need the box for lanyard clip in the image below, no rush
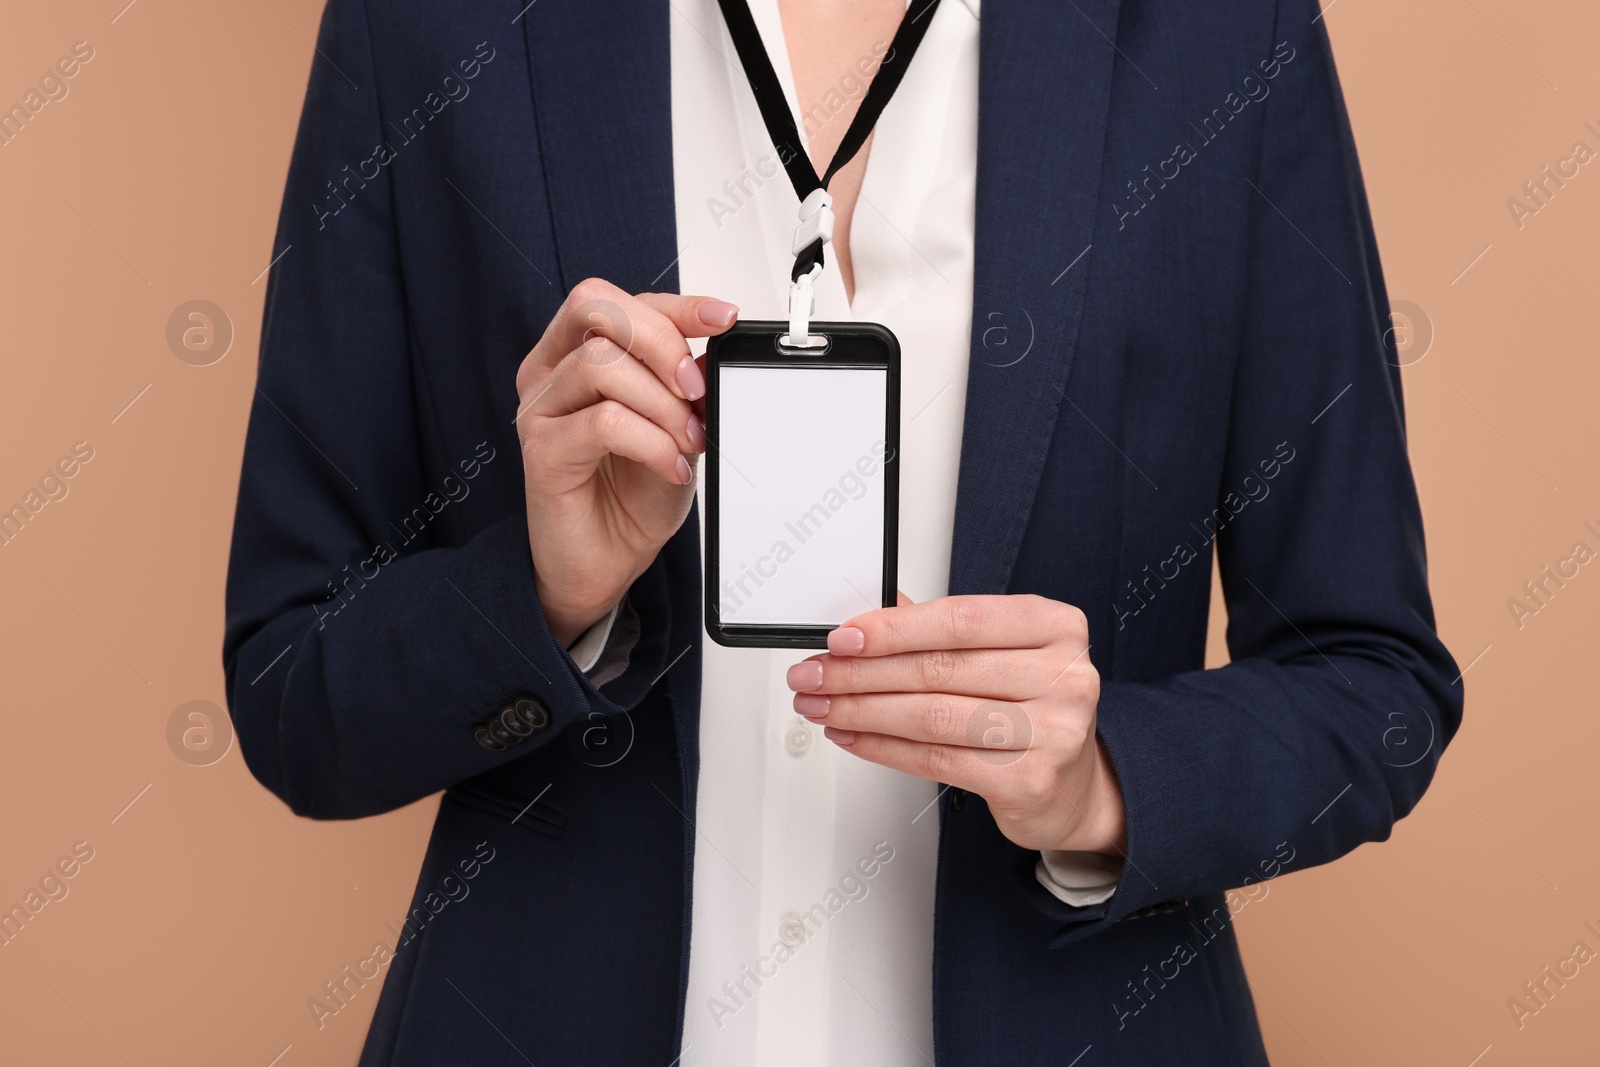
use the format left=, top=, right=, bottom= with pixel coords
left=790, top=188, right=835, bottom=256
left=781, top=190, right=833, bottom=348
left=782, top=263, right=826, bottom=349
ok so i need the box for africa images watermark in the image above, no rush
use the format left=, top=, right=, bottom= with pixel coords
left=0, top=440, right=97, bottom=549
left=1505, top=118, right=1600, bottom=231
left=719, top=439, right=894, bottom=621
left=166, top=699, right=234, bottom=767
left=313, top=441, right=497, bottom=628
left=0, top=841, right=97, bottom=950
left=313, top=42, right=497, bottom=231
left=1506, top=919, right=1600, bottom=1032
left=1505, top=519, right=1600, bottom=631
left=306, top=840, right=497, bottom=1031
left=1112, top=40, right=1298, bottom=230
left=1113, top=441, right=1296, bottom=629
left=1113, top=840, right=1297, bottom=1031
left=0, top=40, right=96, bottom=149
left=706, top=841, right=897, bottom=1029
left=704, top=38, right=889, bottom=230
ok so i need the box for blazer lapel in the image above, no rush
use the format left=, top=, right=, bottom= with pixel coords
left=520, top=0, right=681, bottom=293
left=948, top=0, right=1123, bottom=597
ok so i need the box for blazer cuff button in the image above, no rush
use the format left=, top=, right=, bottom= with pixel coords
left=473, top=725, right=508, bottom=752
left=476, top=698, right=550, bottom=752
left=510, top=697, right=550, bottom=734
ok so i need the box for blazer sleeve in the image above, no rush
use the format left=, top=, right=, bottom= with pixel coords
left=222, top=0, right=672, bottom=820
left=1035, top=0, right=1464, bottom=942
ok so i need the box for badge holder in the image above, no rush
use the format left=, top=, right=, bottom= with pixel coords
left=703, top=0, right=937, bottom=646
left=704, top=318, right=901, bottom=649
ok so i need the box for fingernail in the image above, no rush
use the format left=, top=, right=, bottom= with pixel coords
left=676, top=356, right=705, bottom=401
left=786, top=660, right=823, bottom=692
left=698, top=300, right=738, bottom=328
left=827, top=626, right=865, bottom=655
left=685, top=414, right=707, bottom=452
left=793, top=693, right=829, bottom=718
left=676, top=455, right=693, bottom=485
left=824, top=727, right=857, bottom=746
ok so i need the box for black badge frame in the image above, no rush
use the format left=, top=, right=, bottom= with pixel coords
left=704, top=321, right=900, bottom=649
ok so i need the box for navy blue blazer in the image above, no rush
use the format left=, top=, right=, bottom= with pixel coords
left=224, top=0, right=1462, bottom=1062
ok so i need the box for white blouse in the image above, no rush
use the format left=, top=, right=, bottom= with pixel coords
left=623, top=0, right=1120, bottom=1062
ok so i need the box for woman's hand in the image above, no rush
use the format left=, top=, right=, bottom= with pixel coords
left=515, top=278, right=737, bottom=645
left=787, top=593, right=1127, bottom=856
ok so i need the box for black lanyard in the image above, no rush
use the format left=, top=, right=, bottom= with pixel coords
left=714, top=0, right=943, bottom=282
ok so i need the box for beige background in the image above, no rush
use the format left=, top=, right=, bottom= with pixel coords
left=1, top=1, right=1595, bottom=1063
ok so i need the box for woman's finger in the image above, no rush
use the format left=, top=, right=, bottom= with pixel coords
left=827, top=593, right=1081, bottom=658
left=786, top=647, right=1050, bottom=700
left=793, top=691, right=1035, bottom=751
left=533, top=279, right=737, bottom=402
left=521, top=340, right=704, bottom=455
left=634, top=291, right=739, bottom=339
left=532, top=400, right=692, bottom=489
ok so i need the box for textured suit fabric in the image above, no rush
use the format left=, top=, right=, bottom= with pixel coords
left=222, top=0, right=1462, bottom=1062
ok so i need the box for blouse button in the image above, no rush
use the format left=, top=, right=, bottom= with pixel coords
left=784, top=722, right=814, bottom=756
left=778, top=913, right=809, bottom=947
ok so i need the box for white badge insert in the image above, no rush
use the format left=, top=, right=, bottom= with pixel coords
left=717, top=365, right=889, bottom=626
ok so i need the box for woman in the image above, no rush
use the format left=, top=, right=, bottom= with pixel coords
left=225, top=0, right=1461, bottom=1063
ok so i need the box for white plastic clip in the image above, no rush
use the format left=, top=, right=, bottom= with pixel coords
left=781, top=190, right=833, bottom=348
left=781, top=263, right=826, bottom=349
left=791, top=188, right=835, bottom=256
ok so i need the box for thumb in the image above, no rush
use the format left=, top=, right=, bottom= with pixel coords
left=637, top=293, right=740, bottom=339
left=896, top=589, right=915, bottom=608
